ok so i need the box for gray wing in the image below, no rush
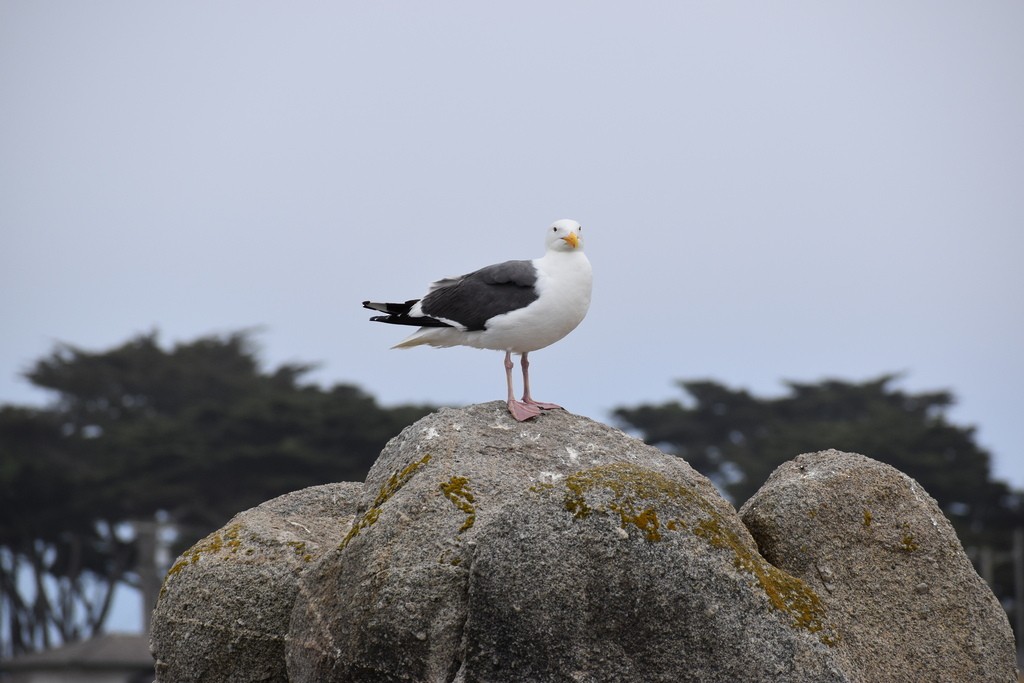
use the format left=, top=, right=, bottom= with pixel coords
left=420, top=260, right=539, bottom=331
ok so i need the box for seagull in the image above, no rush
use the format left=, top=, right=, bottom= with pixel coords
left=363, top=219, right=592, bottom=421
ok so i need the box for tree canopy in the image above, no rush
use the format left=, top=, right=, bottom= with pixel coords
left=0, top=330, right=434, bottom=657
left=614, top=375, right=1023, bottom=561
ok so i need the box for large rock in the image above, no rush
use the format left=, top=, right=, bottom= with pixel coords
left=150, top=482, right=362, bottom=683
left=740, top=449, right=1017, bottom=683
left=460, top=463, right=853, bottom=682
left=150, top=408, right=1018, bottom=682
left=286, top=402, right=850, bottom=682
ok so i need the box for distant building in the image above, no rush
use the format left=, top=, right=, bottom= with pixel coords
left=0, top=633, right=153, bottom=683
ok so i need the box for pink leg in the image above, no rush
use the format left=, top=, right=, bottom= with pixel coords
left=505, top=351, right=541, bottom=421
left=521, top=352, right=562, bottom=411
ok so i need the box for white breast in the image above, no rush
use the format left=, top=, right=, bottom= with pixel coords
left=473, top=251, right=593, bottom=354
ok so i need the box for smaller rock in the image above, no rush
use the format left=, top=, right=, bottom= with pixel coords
left=740, top=449, right=1018, bottom=683
left=150, top=482, right=361, bottom=683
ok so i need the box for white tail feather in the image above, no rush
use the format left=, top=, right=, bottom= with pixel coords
left=391, top=329, right=434, bottom=349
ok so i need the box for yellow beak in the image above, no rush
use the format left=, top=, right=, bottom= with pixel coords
left=561, top=232, right=579, bottom=249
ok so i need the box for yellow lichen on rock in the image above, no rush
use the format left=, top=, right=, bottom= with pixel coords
left=160, top=523, right=243, bottom=596
left=341, top=453, right=433, bottom=549
left=561, top=462, right=835, bottom=644
left=563, top=462, right=696, bottom=535
left=440, top=476, right=476, bottom=533
left=900, top=523, right=920, bottom=552
left=694, top=517, right=835, bottom=644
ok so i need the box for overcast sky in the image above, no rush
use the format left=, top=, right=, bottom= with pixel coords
left=3, top=0, right=1022, bottom=506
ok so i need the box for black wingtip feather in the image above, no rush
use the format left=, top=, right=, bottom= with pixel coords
left=362, top=299, right=422, bottom=315
left=364, top=299, right=452, bottom=327
left=368, top=313, right=452, bottom=328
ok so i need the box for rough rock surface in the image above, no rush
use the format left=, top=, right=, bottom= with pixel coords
left=150, top=482, right=362, bottom=683
left=740, top=449, right=1017, bottom=683
left=149, top=408, right=1018, bottom=682
left=286, top=402, right=850, bottom=682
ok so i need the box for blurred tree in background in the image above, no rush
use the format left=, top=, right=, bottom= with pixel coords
left=615, top=375, right=1024, bottom=618
left=0, top=330, right=433, bottom=657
